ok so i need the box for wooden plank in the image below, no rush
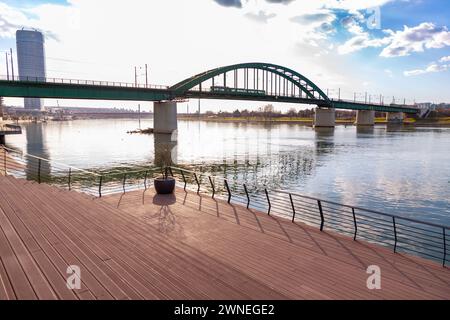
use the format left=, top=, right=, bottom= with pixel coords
left=0, top=190, right=77, bottom=300
left=0, top=257, right=16, bottom=300
left=36, top=182, right=286, bottom=300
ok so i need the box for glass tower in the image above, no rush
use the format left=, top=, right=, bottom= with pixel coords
left=16, top=29, right=46, bottom=111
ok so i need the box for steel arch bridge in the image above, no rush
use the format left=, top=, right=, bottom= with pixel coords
left=171, top=62, right=329, bottom=102
left=0, top=62, right=419, bottom=114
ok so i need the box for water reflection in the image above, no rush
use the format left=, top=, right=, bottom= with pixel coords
left=356, top=126, right=375, bottom=136
left=314, top=127, right=335, bottom=156
left=154, top=132, right=178, bottom=167
left=25, top=123, right=51, bottom=180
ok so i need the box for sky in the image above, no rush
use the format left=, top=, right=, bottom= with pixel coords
left=0, top=0, right=449, bottom=112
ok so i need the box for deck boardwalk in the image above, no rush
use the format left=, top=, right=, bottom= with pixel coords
left=0, top=175, right=448, bottom=300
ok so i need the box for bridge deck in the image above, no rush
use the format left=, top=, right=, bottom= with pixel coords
left=0, top=176, right=448, bottom=300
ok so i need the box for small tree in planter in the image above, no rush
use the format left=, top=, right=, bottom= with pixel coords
left=154, top=166, right=176, bottom=195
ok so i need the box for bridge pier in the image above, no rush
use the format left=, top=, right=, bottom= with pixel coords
left=386, top=112, right=404, bottom=124
left=0, top=134, right=5, bottom=145
left=314, top=108, right=335, bottom=128
left=154, top=101, right=178, bottom=134
left=355, top=110, right=375, bottom=126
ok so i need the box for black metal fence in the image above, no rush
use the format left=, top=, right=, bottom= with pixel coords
left=1, top=146, right=448, bottom=267
left=167, top=166, right=449, bottom=267
left=1, top=146, right=161, bottom=197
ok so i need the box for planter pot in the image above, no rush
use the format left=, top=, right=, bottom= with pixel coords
left=154, top=177, right=176, bottom=195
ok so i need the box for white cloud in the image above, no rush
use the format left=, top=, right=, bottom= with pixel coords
left=384, top=69, right=393, bottom=77
left=380, top=23, right=450, bottom=57
left=404, top=63, right=448, bottom=77
left=337, top=32, right=389, bottom=54
left=338, top=21, right=450, bottom=58
left=0, top=3, right=30, bottom=38
left=440, top=56, right=450, bottom=63
left=245, top=11, right=276, bottom=23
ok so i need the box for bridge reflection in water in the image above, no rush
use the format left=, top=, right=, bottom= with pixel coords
left=154, top=132, right=178, bottom=167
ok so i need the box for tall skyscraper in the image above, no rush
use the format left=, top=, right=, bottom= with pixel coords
left=16, top=29, right=46, bottom=111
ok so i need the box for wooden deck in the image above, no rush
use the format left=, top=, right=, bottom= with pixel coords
left=0, top=175, right=448, bottom=300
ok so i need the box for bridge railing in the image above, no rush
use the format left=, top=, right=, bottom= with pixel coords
left=187, top=86, right=322, bottom=100
left=330, top=97, right=417, bottom=109
left=0, top=74, right=170, bottom=90
left=167, top=166, right=449, bottom=267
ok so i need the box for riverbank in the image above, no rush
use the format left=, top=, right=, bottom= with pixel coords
left=177, top=116, right=450, bottom=126
left=177, top=116, right=418, bottom=125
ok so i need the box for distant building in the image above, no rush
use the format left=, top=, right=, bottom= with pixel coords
left=16, top=29, right=46, bottom=111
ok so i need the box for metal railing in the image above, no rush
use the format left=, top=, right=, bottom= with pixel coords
left=1, top=146, right=161, bottom=197
left=167, top=166, right=449, bottom=267
left=1, top=145, right=447, bottom=267
left=0, top=74, right=170, bottom=90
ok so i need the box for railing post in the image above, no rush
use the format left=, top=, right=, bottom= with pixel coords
left=144, top=170, right=148, bottom=190
left=289, top=193, right=296, bottom=223
left=443, top=228, right=447, bottom=267
left=224, top=179, right=232, bottom=204
left=98, top=175, right=103, bottom=198
left=3, top=147, right=6, bottom=176
left=318, top=200, right=324, bottom=231
left=265, top=188, right=271, bottom=215
left=393, top=216, right=398, bottom=253
left=208, top=176, right=215, bottom=199
left=38, top=159, right=42, bottom=184
left=243, top=184, right=250, bottom=209
left=68, top=168, right=72, bottom=191
left=352, top=208, right=358, bottom=241
left=180, top=170, right=187, bottom=191
left=193, top=173, right=200, bottom=194
left=122, top=173, right=127, bottom=194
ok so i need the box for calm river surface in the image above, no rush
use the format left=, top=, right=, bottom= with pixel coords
left=5, top=119, right=450, bottom=225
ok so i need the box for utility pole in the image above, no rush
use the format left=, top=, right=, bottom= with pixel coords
left=354, top=92, right=356, bottom=103
left=338, top=88, right=341, bottom=100
left=134, top=66, right=137, bottom=87
left=365, top=92, right=368, bottom=104
left=145, top=64, right=148, bottom=87
left=198, top=99, right=201, bottom=117
left=5, top=52, right=9, bottom=80
left=10, top=49, right=14, bottom=80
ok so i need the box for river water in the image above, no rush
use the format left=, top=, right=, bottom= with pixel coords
left=5, top=119, right=450, bottom=226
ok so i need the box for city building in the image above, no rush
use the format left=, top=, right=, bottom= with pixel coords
left=16, top=29, right=46, bottom=111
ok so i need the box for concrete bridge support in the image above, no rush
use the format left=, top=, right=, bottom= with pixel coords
left=314, top=108, right=335, bottom=128
left=386, top=112, right=404, bottom=124
left=0, top=135, right=5, bottom=145
left=356, top=110, right=375, bottom=126
left=154, top=101, right=178, bottom=134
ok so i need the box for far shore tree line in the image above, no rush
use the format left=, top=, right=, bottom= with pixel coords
left=197, top=105, right=390, bottom=120
left=188, top=104, right=450, bottom=119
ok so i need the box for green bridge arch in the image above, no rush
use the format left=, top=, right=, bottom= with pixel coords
left=170, top=62, right=330, bottom=101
